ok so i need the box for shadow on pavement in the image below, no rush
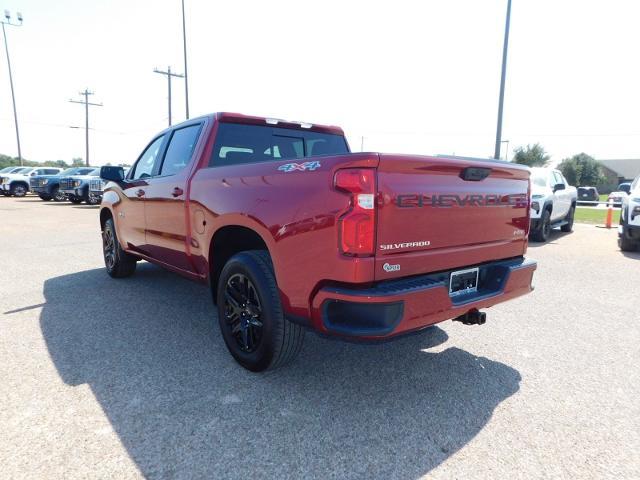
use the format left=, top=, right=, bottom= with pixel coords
left=527, top=229, right=573, bottom=247
left=40, top=264, right=521, bottom=479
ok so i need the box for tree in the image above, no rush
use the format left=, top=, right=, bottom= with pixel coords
left=71, top=157, right=84, bottom=167
left=512, top=143, right=550, bottom=167
left=557, top=153, right=603, bottom=186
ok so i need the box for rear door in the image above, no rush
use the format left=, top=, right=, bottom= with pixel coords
left=374, top=154, right=530, bottom=280
left=143, top=122, right=204, bottom=272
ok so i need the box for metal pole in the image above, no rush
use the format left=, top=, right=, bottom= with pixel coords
left=2, top=22, right=22, bottom=165
left=494, top=0, right=512, bottom=160
left=69, top=90, right=102, bottom=166
left=154, top=67, right=183, bottom=127
left=168, top=66, right=172, bottom=126
left=181, top=0, right=189, bottom=119
left=84, top=89, right=90, bottom=166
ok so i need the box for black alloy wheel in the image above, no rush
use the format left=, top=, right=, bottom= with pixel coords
left=223, top=273, right=264, bottom=353
left=103, top=225, right=116, bottom=271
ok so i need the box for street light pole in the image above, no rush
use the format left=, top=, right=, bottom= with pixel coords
left=1, top=11, right=23, bottom=166
left=69, top=89, right=103, bottom=166
left=494, top=0, right=512, bottom=160
left=181, top=0, right=189, bottom=119
left=154, top=66, right=184, bottom=126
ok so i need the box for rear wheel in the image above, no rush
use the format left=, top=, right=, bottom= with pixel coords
left=216, top=250, right=304, bottom=372
left=532, top=209, right=551, bottom=242
left=561, top=205, right=575, bottom=232
left=102, top=218, right=137, bottom=278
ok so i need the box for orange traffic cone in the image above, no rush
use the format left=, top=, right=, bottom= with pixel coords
left=605, top=202, right=613, bottom=229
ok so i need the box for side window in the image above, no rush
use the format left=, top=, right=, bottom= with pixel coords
left=131, top=135, right=165, bottom=180
left=160, top=124, right=202, bottom=176
left=552, top=172, right=564, bottom=186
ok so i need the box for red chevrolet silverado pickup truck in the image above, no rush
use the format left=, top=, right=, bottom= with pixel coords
left=99, top=112, right=536, bottom=371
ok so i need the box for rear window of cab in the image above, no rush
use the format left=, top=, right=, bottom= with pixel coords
left=209, top=122, right=349, bottom=167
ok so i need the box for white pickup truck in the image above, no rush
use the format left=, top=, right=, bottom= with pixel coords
left=529, top=167, right=578, bottom=242
left=0, top=167, right=63, bottom=197
left=619, top=174, right=640, bottom=251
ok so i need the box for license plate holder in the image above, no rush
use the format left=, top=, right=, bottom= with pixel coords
left=449, top=267, right=479, bottom=297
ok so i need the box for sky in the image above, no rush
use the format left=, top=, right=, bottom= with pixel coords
left=0, top=0, right=639, bottom=166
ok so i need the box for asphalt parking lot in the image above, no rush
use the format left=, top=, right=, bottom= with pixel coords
left=1, top=196, right=639, bottom=479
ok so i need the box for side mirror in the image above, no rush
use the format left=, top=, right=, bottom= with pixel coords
left=100, top=166, right=125, bottom=182
left=553, top=183, right=565, bottom=192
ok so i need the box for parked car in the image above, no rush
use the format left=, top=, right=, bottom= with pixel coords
left=577, top=186, right=599, bottom=205
left=618, top=182, right=632, bottom=195
left=619, top=175, right=640, bottom=251
left=529, top=167, right=578, bottom=242
left=98, top=112, right=537, bottom=371
left=30, top=167, right=92, bottom=201
left=59, top=168, right=101, bottom=204
left=0, top=167, right=62, bottom=197
left=608, top=190, right=628, bottom=207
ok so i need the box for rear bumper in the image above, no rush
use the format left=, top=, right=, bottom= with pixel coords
left=310, top=257, right=536, bottom=339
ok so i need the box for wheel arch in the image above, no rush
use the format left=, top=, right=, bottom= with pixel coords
left=208, top=224, right=272, bottom=304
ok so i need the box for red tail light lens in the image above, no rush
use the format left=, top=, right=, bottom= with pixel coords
left=334, top=169, right=376, bottom=256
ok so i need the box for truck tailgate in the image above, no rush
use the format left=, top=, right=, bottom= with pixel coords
left=375, top=154, right=530, bottom=280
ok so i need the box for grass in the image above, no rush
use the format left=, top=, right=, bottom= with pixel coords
left=575, top=207, right=620, bottom=225
left=599, top=194, right=609, bottom=202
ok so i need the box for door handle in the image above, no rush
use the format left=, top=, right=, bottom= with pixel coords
left=172, top=187, right=184, bottom=198
left=136, top=189, right=145, bottom=198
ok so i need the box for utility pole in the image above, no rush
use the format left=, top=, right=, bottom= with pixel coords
left=1, top=10, right=23, bottom=166
left=181, top=0, right=189, bottom=119
left=69, top=89, right=103, bottom=166
left=154, top=66, right=184, bottom=126
left=494, top=0, right=512, bottom=160
left=501, top=139, right=510, bottom=160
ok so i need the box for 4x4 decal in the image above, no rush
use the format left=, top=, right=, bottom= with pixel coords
left=278, top=161, right=321, bottom=173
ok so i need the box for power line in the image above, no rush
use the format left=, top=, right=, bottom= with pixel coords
left=69, top=89, right=103, bottom=166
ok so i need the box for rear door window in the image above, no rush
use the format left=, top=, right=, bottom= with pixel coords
left=209, top=122, right=348, bottom=167
left=160, top=124, right=202, bottom=176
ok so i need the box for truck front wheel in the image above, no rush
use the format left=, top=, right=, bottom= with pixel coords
left=532, top=209, right=551, bottom=242
left=216, top=250, right=304, bottom=372
left=102, top=218, right=137, bottom=278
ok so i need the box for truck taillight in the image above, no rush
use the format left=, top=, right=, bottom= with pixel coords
left=334, top=169, right=376, bottom=256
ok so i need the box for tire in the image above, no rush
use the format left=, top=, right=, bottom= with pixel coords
left=10, top=183, right=27, bottom=197
left=618, top=211, right=638, bottom=252
left=38, top=194, right=52, bottom=201
left=561, top=204, right=575, bottom=232
left=102, top=218, right=137, bottom=278
left=619, top=233, right=638, bottom=252
left=216, top=250, right=304, bottom=372
left=86, top=194, right=100, bottom=205
left=52, top=186, right=66, bottom=202
left=70, top=197, right=83, bottom=204
left=531, top=209, right=551, bottom=242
